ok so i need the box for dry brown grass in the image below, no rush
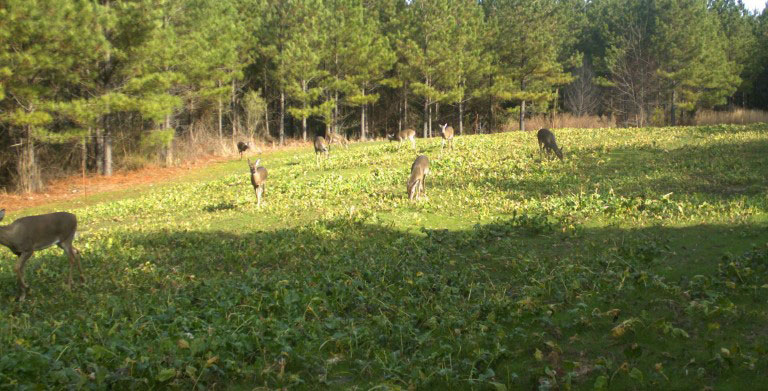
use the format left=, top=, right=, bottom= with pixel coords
left=505, top=113, right=616, bottom=131
left=694, top=109, right=768, bottom=126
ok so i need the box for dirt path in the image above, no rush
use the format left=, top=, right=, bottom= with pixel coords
left=0, top=155, right=230, bottom=212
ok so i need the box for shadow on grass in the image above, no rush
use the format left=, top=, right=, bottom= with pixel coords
left=1, top=217, right=767, bottom=389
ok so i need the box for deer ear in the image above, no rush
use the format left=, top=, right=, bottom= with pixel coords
left=254, top=159, right=261, bottom=167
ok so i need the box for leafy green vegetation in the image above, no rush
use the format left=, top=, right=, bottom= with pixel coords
left=1, top=124, right=767, bottom=389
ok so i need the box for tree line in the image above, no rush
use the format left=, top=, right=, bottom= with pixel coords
left=1, top=0, right=767, bottom=192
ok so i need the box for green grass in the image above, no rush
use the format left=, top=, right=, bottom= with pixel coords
left=1, top=124, right=767, bottom=389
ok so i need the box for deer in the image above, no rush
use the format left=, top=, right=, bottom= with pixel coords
left=247, top=159, right=268, bottom=207
left=407, top=155, right=430, bottom=200
left=314, top=136, right=329, bottom=166
left=537, top=128, right=564, bottom=161
left=0, top=209, right=85, bottom=302
left=326, top=131, right=349, bottom=149
left=237, top=141, right=250, bottom=160
left=388, top=128, right=416, bottom=149
left=439, top=123, right=454, bottom=150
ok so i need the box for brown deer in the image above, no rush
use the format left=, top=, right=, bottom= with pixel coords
left=247, top=159, right=268, bottom=207
left=439, top=123, right=454, bottom=150
left=537, top=128, right=564, bottom=161
left=0, top=209, right=85, bottom=302
left=407, top=155, right=430, bottom=200
left=388, top=129, right=416, bottom=149
left=236, top=141, right=250, bottom=160
left=326, top=132, right=349, bottom=149
left=314, top=136, right=329, bottom=166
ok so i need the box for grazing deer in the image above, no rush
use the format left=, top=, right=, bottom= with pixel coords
left=0, top=209, right=84, bottom=302
left=388, top=129, right=416, bottom=149
left=247, top=159, right=268, bottom=207
left=314, top=136, right=329, bottom=166
left=439, top=123, right=454, bottom=150
left=237, top=141, right=250, bottom=160
left=327, top=132, right=349, bottom=149
left=537, top=128, right=563, bottom=161
left=407, top=155, right=430, bottom=200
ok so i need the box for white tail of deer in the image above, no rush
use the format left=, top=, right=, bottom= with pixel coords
left=439, top=123, right=454, bottom=151
left=247, top=159, right=268, bottom=207
left=0, top=209, right=85, bottom=301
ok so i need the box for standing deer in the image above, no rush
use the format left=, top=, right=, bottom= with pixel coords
left=327, top=132, right=349, bottom=149
left=439, top=123, right=454, bottom=150
left=247, top=159, right=268, bottom=207
left=0, top=209, right=85, bottom=302
left=407, top=155, right=430, bottom=200
left=314, top=136, right=329, bottom=166
left=237, top=141, right=250, bottom=160
left=537, top=128, right=564, bottom=161
left=388, top=129, right=416, bottom=149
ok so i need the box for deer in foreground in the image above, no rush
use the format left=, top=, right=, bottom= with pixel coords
left=237, top=141, right=250, bottom=160
left=247, top=159, right=268, bottom=207
left=326, top=131, right=349, bottom=149
left=537, top=128, right=563, bottom=161
left=407, top=155, right=430, bottom=200
left=314, top=136, right=329, bottom=166
left=0, top=209, right=85, bottom=302
left=388, top=128, right=416, bottom=149
left=439, top=123, right=454, bottom=150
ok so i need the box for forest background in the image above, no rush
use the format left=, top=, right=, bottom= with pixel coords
left=1, top=0, right=767, bottom=193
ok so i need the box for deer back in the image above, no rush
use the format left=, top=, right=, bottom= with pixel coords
left=0, top=211, right=77, bottom=254
left=441, top=125, right=454, bottom=139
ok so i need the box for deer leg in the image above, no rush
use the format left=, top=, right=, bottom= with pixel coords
left=73, top=246, right=85, bottom=283
left=257, top=187, right=262, bottom=207
left=15, top=251, right=33, bottom=301
left=59, top=241, right=77, bottom=288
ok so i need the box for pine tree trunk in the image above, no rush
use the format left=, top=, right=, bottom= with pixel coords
left=403, top=86, right=408, bottom=129
left=96, top=128, right=104, bottom=175
left=17, top=127, right=42, bottom=193
left=217, top=80, right=224, bottom=141
left=428, top=103, right=433, bottom=138
left=302, top=80, right=308, bottom=142
left=459, top=100, right=464, bottom=135
left=334, top=91, right=339, bottom=135
left=103, top=128, right=113, bottom=176
left=164, top=114, right=173, bottom=167
left=488, top=74, right=494, bottom=132
left=670, top=89, right=676, bottom=126
left=231, top=78, right=238, bottom=140
left=360, top=88, right=366, bottom=141
left=279, top=89, right=285, bottom=145
left=262, top=65, right=270, bottom=141
left=82, top=129, right=89, bottom=179
left=423, top=97, right=428, bottom=138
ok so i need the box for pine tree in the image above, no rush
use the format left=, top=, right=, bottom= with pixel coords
left=0, top=0, right=106, bottom=191
left=486, top=0, right=574, bottom=131
left=329, top=0, right=395, bottom=140
left=654, top=0, right=739, bottom=124
left=281, top=0, right=326, bottom=142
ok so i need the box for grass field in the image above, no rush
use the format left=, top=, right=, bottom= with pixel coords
left=1, top=124, right=767, bottom=389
